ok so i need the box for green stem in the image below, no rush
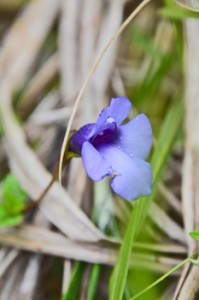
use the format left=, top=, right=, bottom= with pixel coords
left=130, top=250, right=199, bottom=300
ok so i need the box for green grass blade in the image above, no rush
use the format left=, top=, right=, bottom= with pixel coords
left=109, top=200, right=142, bottom=300
left=61, top=262, right=85, bottom=300
left=152, top=97, right=183, bottom=187
left=87, top=264, right=100, bottom=300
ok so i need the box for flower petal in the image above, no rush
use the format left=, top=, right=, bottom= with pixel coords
left=94, top=97, right=132, bottom=137
left=107, top=96, right=132, bottom=124
left=111, top=158, right=152, bottom=201
left=117, top=114, right=152, bottom=160
left=82, top=141, right=113, bottom=181
left=98, top=145, right=152, bottom=201
left=69, top=124, right=95, bottom=154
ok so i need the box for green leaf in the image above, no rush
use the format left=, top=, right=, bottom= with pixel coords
left=189, top=231, right=199, bottom=242
left=2, top=174, right=27, bottom=214
left=0, top=206, right=23, bottom=226
left=109, top=99, right=183, bottom=300
left=0, top=174, right=27, bottom=227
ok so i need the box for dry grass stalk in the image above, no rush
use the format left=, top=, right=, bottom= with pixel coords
left=0, top=249, right=19, bottom=277
left=19, top=53, right=59, bottom=114
left=174, top=1, right=199, bottom=299
left=0, top=0, right=61, bottom=91
left=159, top=183, right=182, bottom=214
left=0, top=0, right=106, bottom=243
left=149, top=203, right=185, bottom=244
left=0, top=225, right=183, bottom=275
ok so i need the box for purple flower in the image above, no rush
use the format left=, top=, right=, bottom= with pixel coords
left=69, top=96, right=152, bottom=201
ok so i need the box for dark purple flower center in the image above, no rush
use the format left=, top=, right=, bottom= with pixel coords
left=68, top=119, right=118, bottom=155
left=91, top=122, right=117, bottom=148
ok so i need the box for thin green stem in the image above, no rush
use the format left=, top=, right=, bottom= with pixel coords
left=22, top=149, right=78, bottom=214
left=130, top=250, right=199, bottom=300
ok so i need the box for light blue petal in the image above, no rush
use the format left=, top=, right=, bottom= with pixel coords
left=116, top=114, right=153, bottom=160
left=82, top=142, right=113, bottom=181
left=98, top=145, right=152, bottom=201
left=107, top=96, right=132, bottom=125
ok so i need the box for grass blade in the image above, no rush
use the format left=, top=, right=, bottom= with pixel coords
left=109, top=200, right=142, bottom=300
left=87, top=264, right=101, bottom=300
left=61, top=262, right=85, bottom=300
